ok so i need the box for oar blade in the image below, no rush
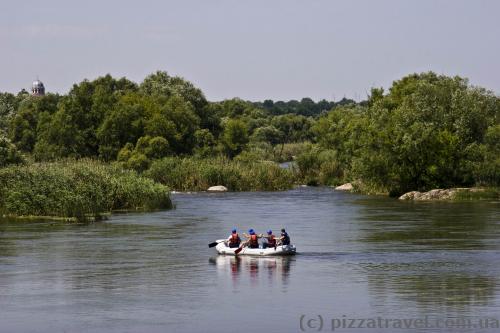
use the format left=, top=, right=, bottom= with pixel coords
left=234, top=247, right=243, bottom=255
left=208, top=242, right=218, bottom=248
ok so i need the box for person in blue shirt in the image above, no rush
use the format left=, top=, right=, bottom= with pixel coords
left=278, top=228, right=290, bottom=245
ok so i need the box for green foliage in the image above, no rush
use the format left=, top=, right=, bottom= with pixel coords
left=193, top=129, right=216, bottom=157
left=0, top=92, right=17, bottom=135
left=0, top=159, right=171, bottom=221
left=295, top=147, right=343, bottom=186
left=234, top=142, right=274, bottom=163
left=2, top=70, right=497, bottom=197
left=117, top=135, right=171, bottom=172
left=9, top=94, right=60, bottom=152
left=0, top=136, right=24, bottom=167
left=274, top=142, right=314, bottom=163
left=220, top=98, right=254, bottom=117
left=139, top=71, right=209, bottom=126
left=97, top=93, right=146, bottom=160
left=222, top=119, right=249, bottom=157
left=33, top=75, right=137, bottom=160
left=256, top=97, right=344, bottom=116
left=251, top=125, right=282, bottom=145
left=145, top=156, right=296, bottom=191
left=313, top=72, right=500, bottom=195
left=472, top=125, right=500, bottom=186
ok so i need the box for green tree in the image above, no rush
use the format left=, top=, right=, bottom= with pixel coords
left=0, top=92, right=17, bottom=135
left=145, top=95, right=200, bottom=154
left=33, top=75, right=136, bottom=160
left=313, top=72, right=499, bottom=194
left=97, top=93, right=146, bottom=160
left=251, top=125, right=283, bottom=145
left=139, top=71, right=209, bottom=124
left=9, top=94, right=59, bottom=152
left=0, top=136, right=24, bottom=167
left=222, top=119, right=249, bottom=157
left=272, top=114, right=312, bottom=158
left=193, top=129, right=216, bottom=157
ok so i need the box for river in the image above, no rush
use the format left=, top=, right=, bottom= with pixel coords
left=1, top=187, right=499, bottom=332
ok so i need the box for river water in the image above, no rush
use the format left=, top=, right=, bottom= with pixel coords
left=1, top=187, right=499, bottom=332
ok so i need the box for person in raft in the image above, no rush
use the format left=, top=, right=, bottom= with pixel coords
left=241, top=229, right=262, bottom=248
left=262, top=230, right=277, bottom=249
left=277, top=228, right=290, bottom=245
left=226, top=228, right=241, bottom=248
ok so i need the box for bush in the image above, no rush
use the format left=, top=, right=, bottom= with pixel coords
left=0, top=136, right=24, bottom=167
left=0, top=159, right=172, bottom=221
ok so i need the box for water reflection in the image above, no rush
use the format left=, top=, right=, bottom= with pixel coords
left=209, top=256, right=293, bottom=288
left=362, top=260, right=499, bottom=313
left=353, top=198, right=500, bottom=314
left=357, top=199, right=500, bottom=250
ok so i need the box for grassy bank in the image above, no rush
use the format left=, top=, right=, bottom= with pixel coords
left=0, top=160, right=172, bottom=221
left=145, top=156, right=296, bottom=191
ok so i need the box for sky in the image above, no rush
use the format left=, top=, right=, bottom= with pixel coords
left=1, top=0, right=499, bottom=101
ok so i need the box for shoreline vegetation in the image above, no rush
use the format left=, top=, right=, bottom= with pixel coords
left=0, top=160, right=172, bottom=222
left=1, top=70, right=499, bottom=221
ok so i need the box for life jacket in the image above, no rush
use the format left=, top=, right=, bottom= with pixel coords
left=281, top=232, right=290, bottom=245
left=229, top=233, right=240, bottom=245
left=249, top=234, right=259, bottom=247
left=267, top=235, right=276, bottom=247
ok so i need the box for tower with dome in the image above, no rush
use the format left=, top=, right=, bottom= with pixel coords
left=31, top=79, right=45, bottom=96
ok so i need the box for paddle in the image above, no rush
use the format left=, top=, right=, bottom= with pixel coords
left=208, top=240, right=225, bottom=248
left=234, top=246, right=243, bottom=255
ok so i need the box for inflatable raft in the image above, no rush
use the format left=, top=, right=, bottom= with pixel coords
left=215, top=240, right=296, bottom=256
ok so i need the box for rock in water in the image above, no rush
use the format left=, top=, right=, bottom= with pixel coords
left=335, top=183, right=353, bottom=191
left=207, top=185, right=228, bottom=192
left=399, top=188, right=459, bottom=200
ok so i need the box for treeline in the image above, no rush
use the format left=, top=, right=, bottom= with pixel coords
left=252, top=97, right=356, bottom=117
left=0, top=71, right=336, bottom=168
left=1, top=71, right=499, bottom=197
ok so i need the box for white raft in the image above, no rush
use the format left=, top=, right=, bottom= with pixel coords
left=215, top=239, right=296, bottom=256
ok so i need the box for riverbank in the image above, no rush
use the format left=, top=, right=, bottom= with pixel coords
left=1, top=157, right=496, bottom=223
left=145, top=156, right=296, bottom=191
left=0, top=159, right=172, bottom=222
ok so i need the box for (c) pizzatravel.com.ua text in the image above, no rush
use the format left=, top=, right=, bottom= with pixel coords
left=299, top=314, right=500, bottom=331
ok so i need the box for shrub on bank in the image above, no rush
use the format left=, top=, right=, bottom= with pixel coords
left=145, top=156, right=296, bottom=191
left=295, top=148, right=344, bottom=186
left=0, top=159, right=172, bottom=221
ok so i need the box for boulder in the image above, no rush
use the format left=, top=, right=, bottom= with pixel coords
left=335, top=183, right=353, bottom=191
left=399, top=188, right=458, bottom=201
left=399, top=191, right=421, bottom=200
left=207, top=185, right=228, bottom=192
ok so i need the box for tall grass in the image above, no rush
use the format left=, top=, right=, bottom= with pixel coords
left=295, top=148, right=344, bottom=186
left=145, top=156, right=296, bottom=191
left=0, top=159, right=172, bottom=221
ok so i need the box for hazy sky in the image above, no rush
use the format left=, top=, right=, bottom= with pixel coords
left=1, top=0, right=499, bottom=101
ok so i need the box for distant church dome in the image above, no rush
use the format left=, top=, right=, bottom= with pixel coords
left=32, top=79, right=45, bottom=96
